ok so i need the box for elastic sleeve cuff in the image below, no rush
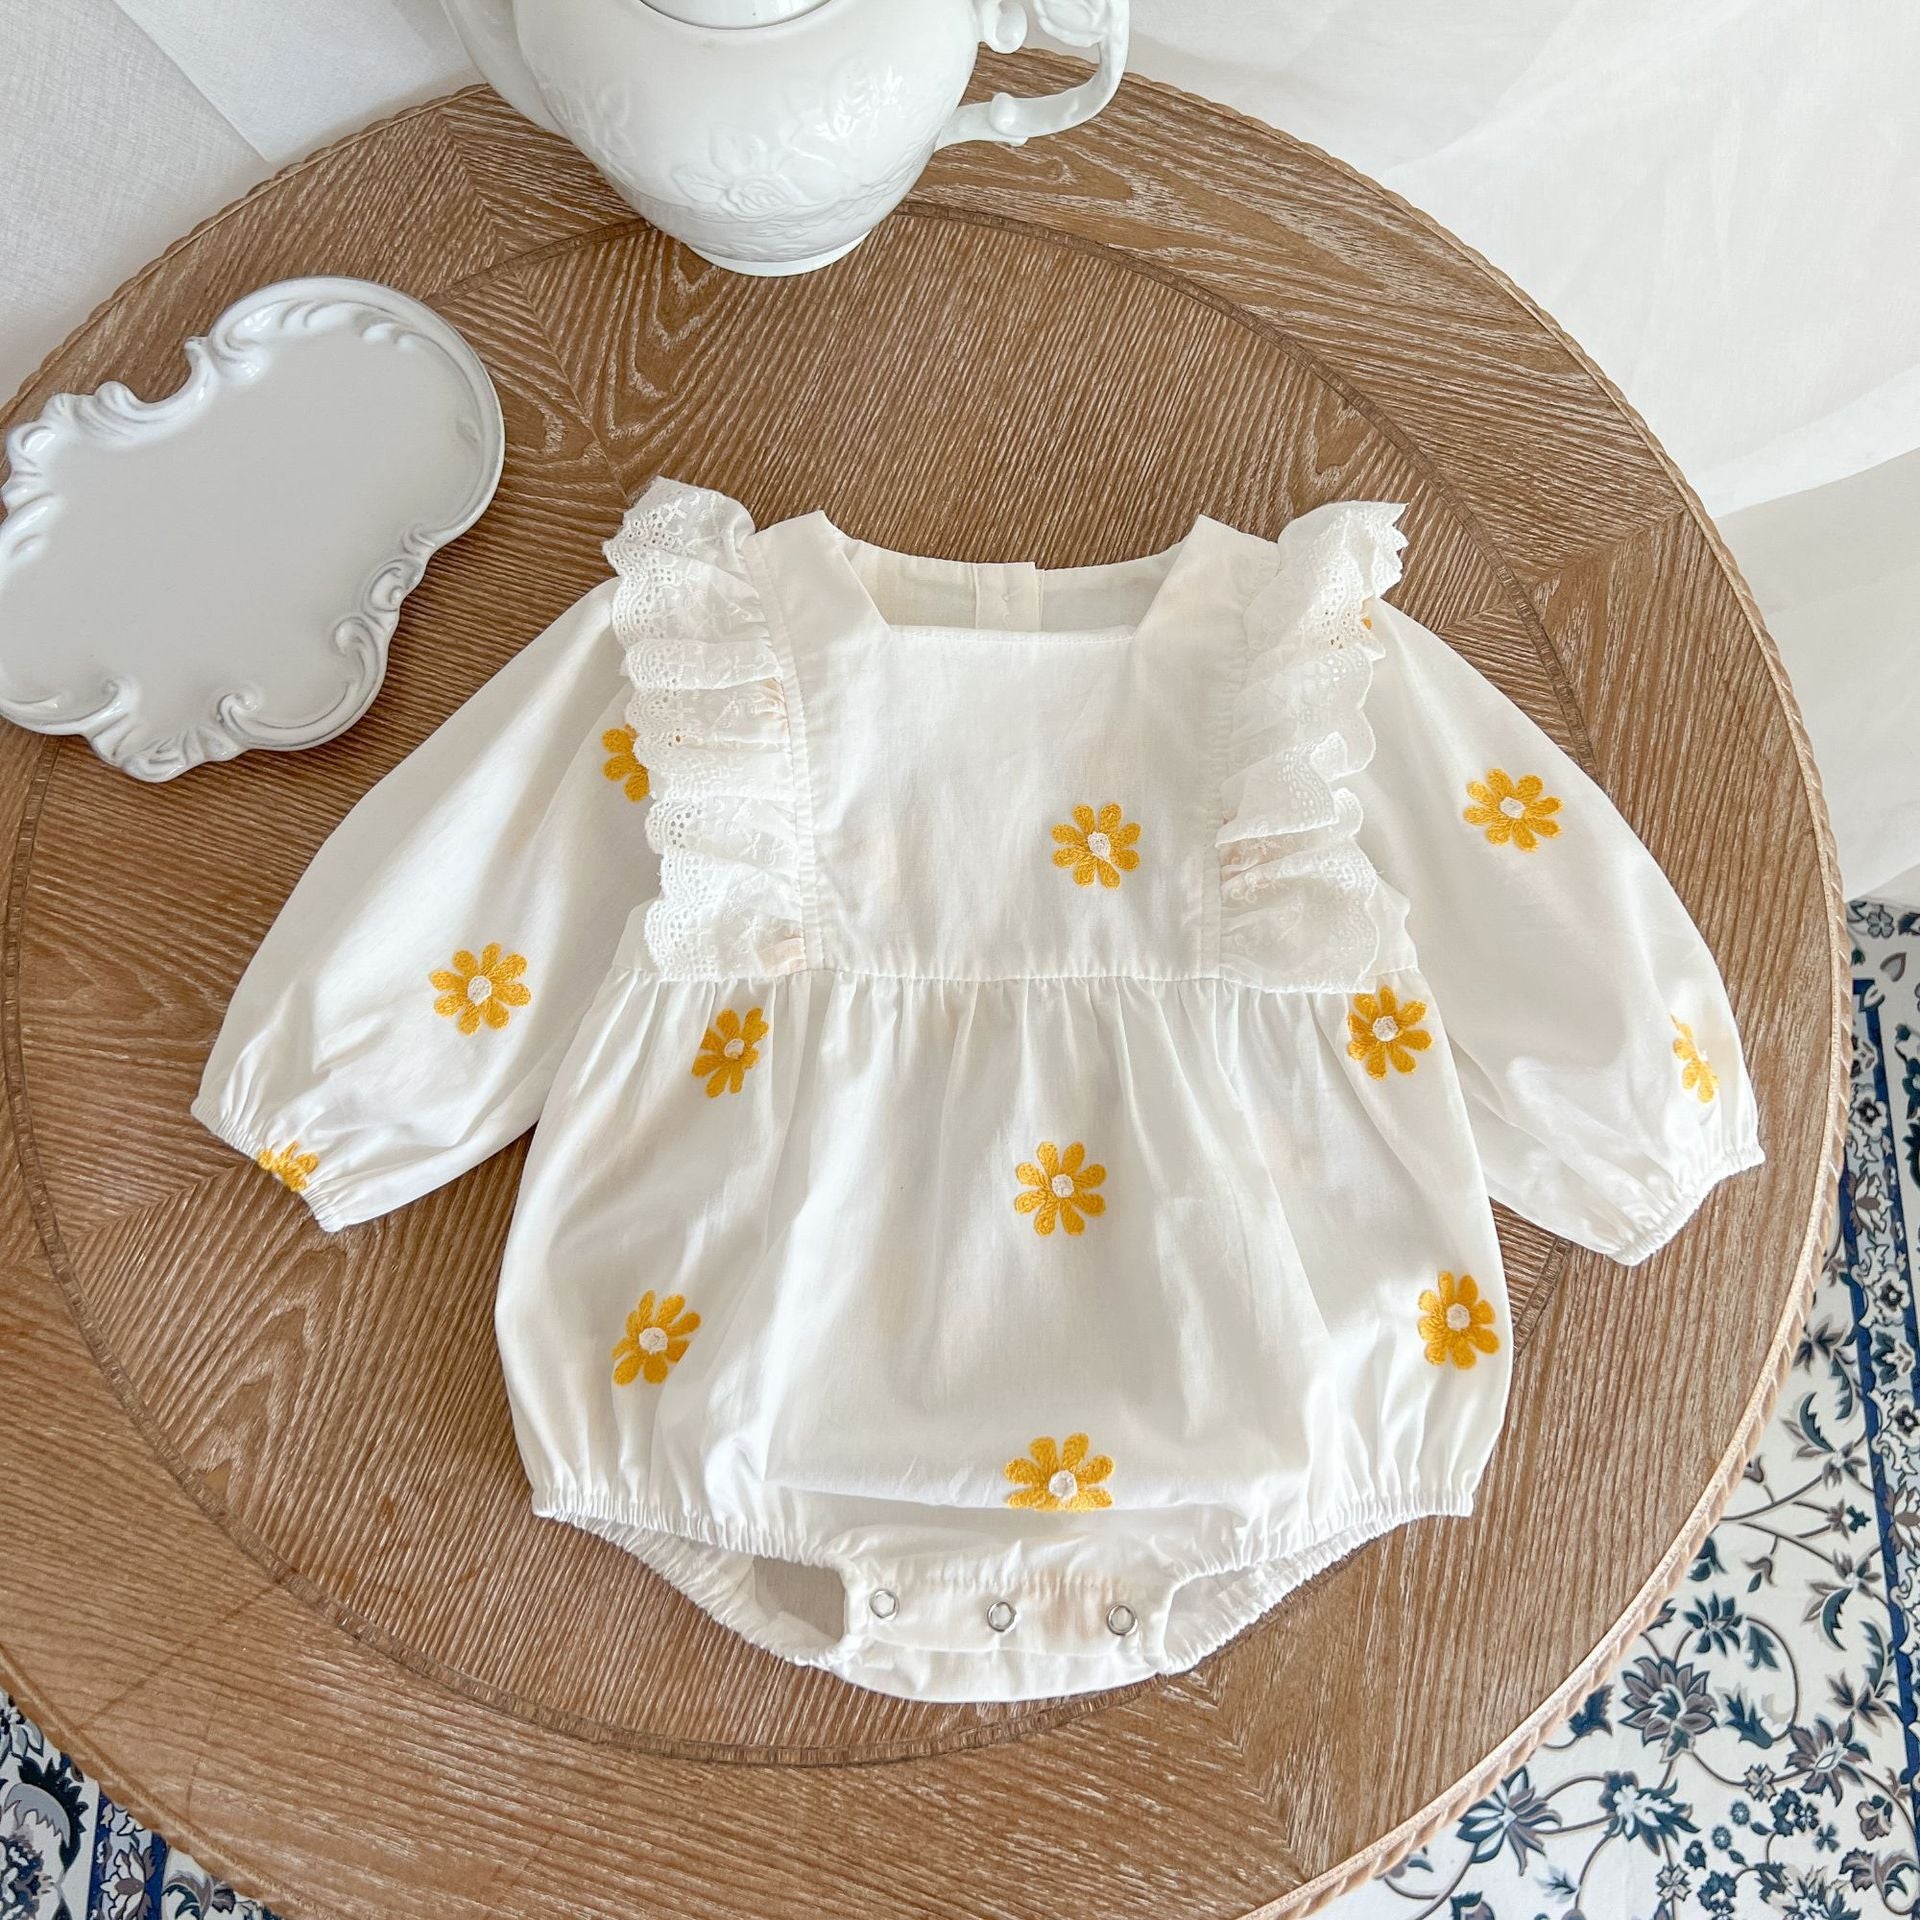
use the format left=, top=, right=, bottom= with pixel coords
left=1592, top=1134, right=1768, bottom=1269
left=190, top=1093, right=352, bottom=1234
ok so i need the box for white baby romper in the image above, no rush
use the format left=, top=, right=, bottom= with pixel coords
left=195, top=474, right=1764, bottom=1703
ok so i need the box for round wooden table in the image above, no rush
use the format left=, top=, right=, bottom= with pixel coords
left=0, top=67, right=1845, bottom=1920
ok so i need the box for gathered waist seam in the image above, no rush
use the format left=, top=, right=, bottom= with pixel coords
left=608, top=955, right=1429, bottom=992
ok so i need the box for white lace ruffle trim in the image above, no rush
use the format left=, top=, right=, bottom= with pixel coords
left=1218, top=501, right=1408, bottom=992
left=605, top=476, right=806, bottom=979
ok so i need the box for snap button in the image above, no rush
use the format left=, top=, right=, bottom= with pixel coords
left=868, top=1588, right=897, bottom=1619
left=986, top=1599, right=1017, bottom=1633
left=1106, top=1603, right=1137, bottom=1637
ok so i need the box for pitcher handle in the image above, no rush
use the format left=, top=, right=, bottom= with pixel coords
left=933, top=0, right=1130, bottom=151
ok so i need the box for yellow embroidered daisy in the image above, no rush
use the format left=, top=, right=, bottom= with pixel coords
left=601, top=724, right=649, bottom=802
left=1672, top=1017, right=1719, bottom=1103
left=1463, top=769, right=1562, bottom=851
left=612, top=1290, right=701, bottom=1386
left=1052, top=802, right=1142, bottom=889
left=1014, top=1140, right=1107, bottom=1236
left=1346, top=983, right=1432, bottom=1079
left=1418, top=1271, right=1500, bottom=1369
left=693, top=1006, right=768, bottom=1098
left=431, top=943, right=532, bottom=1035
left=1005, top=1433, right=1114, bottom=1511
left=256, top=1141, right=318, bottom=1194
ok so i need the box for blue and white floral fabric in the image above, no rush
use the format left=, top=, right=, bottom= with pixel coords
left=0, top=1692, right=270, bottom=1920
left=1, top=897, right=1914, bottom=1917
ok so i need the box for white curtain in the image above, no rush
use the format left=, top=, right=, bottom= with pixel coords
left=4, top=0, right=1915, bottom=900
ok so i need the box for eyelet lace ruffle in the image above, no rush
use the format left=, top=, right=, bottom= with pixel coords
left=1218, top=501, right=1408, bottom=992
left=606, top=477, right=806, bottom=978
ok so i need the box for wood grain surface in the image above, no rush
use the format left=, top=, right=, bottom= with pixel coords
left=0, top=65, right=1845, bottom=1920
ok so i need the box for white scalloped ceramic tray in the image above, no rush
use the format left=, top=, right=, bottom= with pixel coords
left=0, top=276, right=504, bottom=780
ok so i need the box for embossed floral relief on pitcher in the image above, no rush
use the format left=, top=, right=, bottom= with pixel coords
left=440, top=0, right=1130, bottom=275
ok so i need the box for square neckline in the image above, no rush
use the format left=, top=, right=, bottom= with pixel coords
left=763, top=506, right=1245, bottom=647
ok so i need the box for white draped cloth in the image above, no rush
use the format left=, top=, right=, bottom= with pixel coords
left=3, top=0, right=1915, bottom=901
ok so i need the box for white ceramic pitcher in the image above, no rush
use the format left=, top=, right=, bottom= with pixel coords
left=440, top=0, right=1129, bottom=275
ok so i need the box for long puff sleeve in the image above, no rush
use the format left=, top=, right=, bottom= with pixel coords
left=1349, top=598, right=1764, bottom=1266
left=193, top=578, right=654, bottom=1229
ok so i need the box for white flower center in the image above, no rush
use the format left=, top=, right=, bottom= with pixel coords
left=722, top=1036, right=745, bottom=1059
left=466, top=974, right=492, bottom=1003
left=1047, top=1469, right=1079, bottom=1501
left=1372, top=1016, right=1400, bottom=1042
left=1050, top=1173, right=1078, bottom=1198
left=1446, top=1303, right=1472, bottom=1331
left=637, top=1325, right=668, bottom=1354
left=1086, top=831, right=1112, bottom=860
left=1499, top=795, right=1526, bottom=818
